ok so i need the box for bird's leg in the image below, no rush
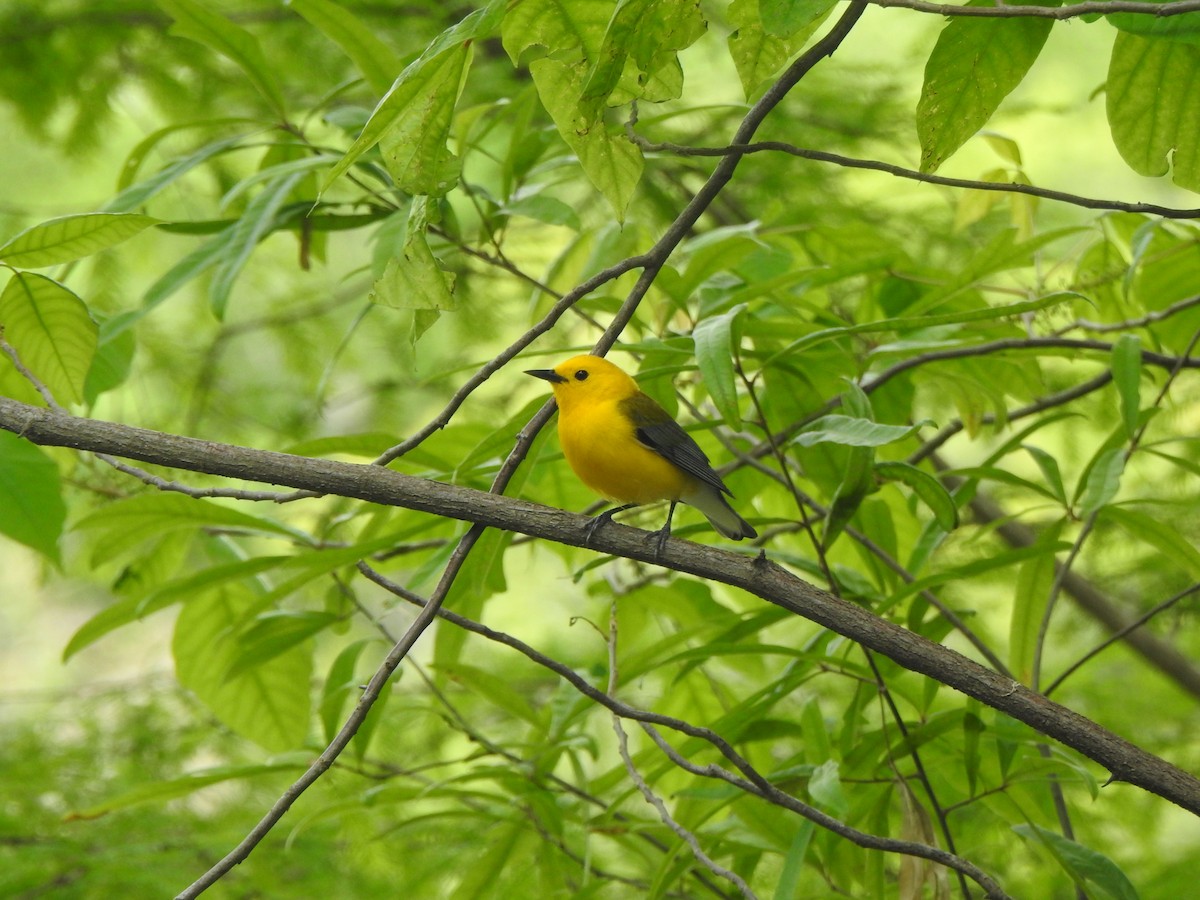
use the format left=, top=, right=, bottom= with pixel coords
left=584, top=503, right=637, bottom=547
left=652, top=501, right=678, bottom=561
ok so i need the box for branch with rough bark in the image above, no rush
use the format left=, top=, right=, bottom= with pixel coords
left=4, top=395, right=1199, bottom=820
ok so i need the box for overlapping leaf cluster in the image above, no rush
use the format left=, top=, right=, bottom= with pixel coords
left=2, top=1, right=1200, bottom=898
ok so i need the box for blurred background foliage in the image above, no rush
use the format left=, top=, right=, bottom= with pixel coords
left=2, top=0, right=1200, bottom=898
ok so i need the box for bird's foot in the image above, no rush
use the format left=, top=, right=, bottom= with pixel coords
left=584, top=504, right=635, bottom=547
left=652, top=524, right=671, bottom=562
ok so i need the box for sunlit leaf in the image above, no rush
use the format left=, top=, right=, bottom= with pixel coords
left=1107, top=31, right=1200, bottom=191
left=917, top=0, right=1058, bottom=172
left=794, top=415, right=929, bottom=448
left=0, top=213, right=160, bottom=268
left=0, top=272, right=97, bottom=405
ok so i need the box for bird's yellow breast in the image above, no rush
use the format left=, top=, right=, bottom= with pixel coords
left=557, top=397, right=692, bottom=505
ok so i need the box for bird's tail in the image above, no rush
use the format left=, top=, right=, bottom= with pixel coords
left=686, top=486, right=757, bottom=540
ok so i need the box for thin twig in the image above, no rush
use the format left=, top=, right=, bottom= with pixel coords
left=606, top=604, right=759, bottom=899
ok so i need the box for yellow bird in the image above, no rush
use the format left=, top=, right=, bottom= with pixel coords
left=525, top=354, right=757, bottom=553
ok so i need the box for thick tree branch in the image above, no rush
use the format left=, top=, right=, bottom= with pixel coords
left=4, top=396, right=1199, bottom=816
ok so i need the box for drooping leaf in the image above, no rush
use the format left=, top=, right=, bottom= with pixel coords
left=874, top=460, right=959, bottom=531
left=917, top=0, right=1059, bottom=173
left=0, top=272, right=97, bottom=405
left=1102, top=505, right=1200, bottom=579
left=1013, top=824, right=1140, bottom=900
left=0, top=213, right=160, bottom=268
left=209, top=170, right=307, bottom=318
left=0, top=430, right=65, bottom=563
left=1009, top=521, right=1063, bottom=684
left=529, top=56, right=644, bottom=220
left=320, top=3, right=502, bottom=195
left=319, top=639, right=372, bottom=744
left=1077, top=447, right=1126, bottom=515
left=578, top=0, right=706, bottom=122
left=1107, top=31, right=1200, bottom=191
left=1111, top=333, right=1142, bottom=439
left=693, top=303, right=747, bottom=428
left=173, top=587, right=312, bottom=752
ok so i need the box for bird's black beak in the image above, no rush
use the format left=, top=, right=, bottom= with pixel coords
left=525, top=368, right=567, bottom=383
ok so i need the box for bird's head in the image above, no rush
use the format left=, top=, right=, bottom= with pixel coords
left=525, top=354, right=639, bottom=414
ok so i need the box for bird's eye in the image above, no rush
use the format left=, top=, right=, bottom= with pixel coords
left=574, top=369, right=589, bottom=381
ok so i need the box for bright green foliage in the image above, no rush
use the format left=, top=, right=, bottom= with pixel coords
left=1107, top=31, right=1200, bottom=191
left=917, top=0, right=1059, bottom=173
left=2, top=1, right=1200, bottom=898
left=0, top=272, right=97, bottom=405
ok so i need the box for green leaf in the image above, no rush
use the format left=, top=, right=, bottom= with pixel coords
left=501, top=194, right=581, bottom=230
left=0, top=272, right=97, bottom=405
left=74, top=493, right=303, bottom=564
left=808, top=760, right=847, bottom=816
left=0, top=213, right=160, bottom=268
left=1023, top=445, right=1067, bottom=505
left=65, top=763, right=302, bottom=820
left=126, top=227, right=240, bottom=337
left=529, top=56, right=644, bottom=221
left=1108, top=6, right=1200, bottom=44
left=62, top=556, right=289, bottom=661
left=226, top=610, right=341, bottom=680
left=377, top=45, right=468, bottom=197
left=1013, top=824, right=1140, bottom=900
left=370, top=197, right=456, bottom=313
left=107, top=133, right=248, bottom=212
left=500, top=0, right=610, bottom=64
left=1009, top=521, right=1062, bottom=683
left=0, top=430, right=65, bottom=562
left=578, top=0, right=706, bottom=122
left=692, top=303, right=747, bottom=428
left=439, top=663, right=541, bottom=725
left=728, top=0, right=831, bottom=98
left=794, top=415, right=929, bottom=448
left=1111, top=333, right=1141, bottom=439
left=209, top=170, right=307, bottom=318
left=1077, top=447, right=1125, bottom=515
left=1102, top=506, right=1200, bottom=579
left=320, top=639, right=372, bottom=744
left=760, top=0, right=836, bottom=37
left=155, top=0, right=287, bottom=117
left=824, top=445, right=874, bottom=549
left=890, top=541, right=1074, bottom=608
left=320, top=3, right=502, bottom=195
left=173, top=587, right=312, bottom=752
left=286, top=0, right=401, bottom=95
left=1107, top=32, right=1200, bottom=191
left=916, top=0, right=1058, bottom=173
left=84, top=321, right=137, bottom=403
left=874, top=461, right=959, bottom=531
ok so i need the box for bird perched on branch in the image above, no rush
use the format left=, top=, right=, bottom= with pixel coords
left=525, top=354, right=757, bottom=555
